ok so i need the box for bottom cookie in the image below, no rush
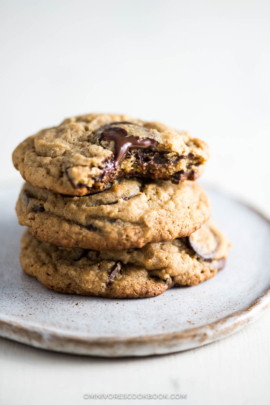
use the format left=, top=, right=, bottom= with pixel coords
left=20, top=221, right=230, bottom=298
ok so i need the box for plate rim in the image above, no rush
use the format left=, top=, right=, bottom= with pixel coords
left=0, top=285, right=270, bottom=357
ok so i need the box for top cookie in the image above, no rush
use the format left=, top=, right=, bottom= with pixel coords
left=12, top=113, right=209, bottom=196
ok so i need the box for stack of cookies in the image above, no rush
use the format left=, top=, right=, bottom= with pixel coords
left=12, top=114, right=230, bottom=298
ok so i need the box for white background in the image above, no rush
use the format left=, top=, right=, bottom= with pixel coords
left=1, top=1, right=270, bottom=404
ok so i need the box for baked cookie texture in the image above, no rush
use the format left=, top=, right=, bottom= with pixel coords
left=12, top=113, right=209, bottom=196
left=16, top=179, right=211, bottom=250
left=20, top=221, right=230, bottom=298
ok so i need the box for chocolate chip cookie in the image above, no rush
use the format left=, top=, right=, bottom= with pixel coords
left=12, top=113, right=209, bottom=196
left=20, top=221, right=230, bottom=298
left=16, top=179, right=211, bottom=250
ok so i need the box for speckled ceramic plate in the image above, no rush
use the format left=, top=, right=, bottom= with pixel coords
left=0, top=183, right=270, bottom=357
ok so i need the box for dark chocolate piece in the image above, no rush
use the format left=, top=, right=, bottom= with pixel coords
left=172, top=170, right=197, bottom=183
left=89, top=194, right=138, bottom=207
left=65, top=166, right=114, bottom=193
left=101, top=124, right=158, bottom=168
left=85, top=223, right=100, bottom=232
left=90, top=200, right=118, bottom=207
left=22, top=191, right=45, bottom=213
left=130, top=149, right=180, bottom=166
left=188, top=226, right=218, bottom=260
left=32, top=204, right=45, bottom=213
left=106, top=261, right=122, bottom=286
left=104, top=200, right=118, bottom=205
left=62, top=183, right=112, bottom=198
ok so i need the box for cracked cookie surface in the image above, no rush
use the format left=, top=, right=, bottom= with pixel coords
left=12, top=113, right=209, bottom=196
left=20, top=221, right=230, bottom=298
left=16, top=179, right=211, bottom=250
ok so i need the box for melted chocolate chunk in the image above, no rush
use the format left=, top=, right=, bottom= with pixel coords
left=100, top=124, right=158, bottom=168
left=106, top=261, right=122, bottom=286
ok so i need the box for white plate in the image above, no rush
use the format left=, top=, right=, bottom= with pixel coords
left=0, top=184, right=270, bottom=357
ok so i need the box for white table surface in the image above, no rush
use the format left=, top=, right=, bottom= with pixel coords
left=1, top=1, right=270, bottom=404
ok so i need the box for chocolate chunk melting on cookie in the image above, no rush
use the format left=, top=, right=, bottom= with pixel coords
left=12, top=113, right=209, bottom=196
left=188, top=223, right=218, bottom=259
left=106, top=261, right=122, bottom=286
left=98, top=122, right=158, bottom=168
left=184, top=221, right=230, bottom=273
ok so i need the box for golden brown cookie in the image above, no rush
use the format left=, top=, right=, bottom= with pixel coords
left=12, top=113, right=209, bottom=196
left=16, top=179, right=211, bottom=250
left=20, top=221, right=230, bottom=298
